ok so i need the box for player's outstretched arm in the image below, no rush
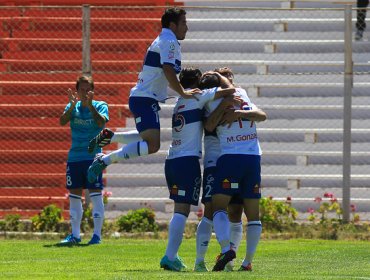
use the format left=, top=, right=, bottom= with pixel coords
left=221, top=107, right=267, bottom=128
left=163, top=64, right=201, bottom=99
left=235, top=107, right=267, bottom=122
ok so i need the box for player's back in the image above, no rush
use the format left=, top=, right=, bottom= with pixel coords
left=206, top=87, right=262, bottom=156
left=167, top=88, right=217, bottom=159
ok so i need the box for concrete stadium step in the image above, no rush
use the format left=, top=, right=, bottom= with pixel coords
left=105, top=172, right=370, bottom=189
left=186, top=9, right=347, bottom=20
left=0, top=141, right=69, bottom=150
left=0, top=173, right=65, bottom=188
left=182, top=0, right=352, bottom=9
left=186, top=18, right=357, bottom=32
left=0, top=81, right=134, bottom=96
left=119, top=126, right=370, bottom=143
left=0, top=94, right=129, bottom=105
left=106, top=163, right=370, bottom=177
left=256, top=119, right=370, bottom=129
left=22, top=8, right=163, bottom=18
left=188, top=31, right=350, bottom=40
left=153, top=104, right=370, bottom=119
left=182, top=38, right=370, bottom=53
left=0, top=104, right=130, bottom=125
left=0, top=186, right=66, bottom=197
left=97, top=149, right=370, bottom=165
left=182, top=58, right=370, bottom=74
left=106, top=186, right=370, bottom=201
left=127, top=118, right=370, bottom=130
left=0, top=59, right=142, bottom=73
left=1, top=16, right=160, bottom=35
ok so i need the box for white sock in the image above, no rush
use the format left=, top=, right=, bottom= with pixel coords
left=195, top=217, right=213, bottom=264
left=111, top=130, right=142, bottom=144
left=90, top=192, right=104, bottom=238
left=69, top=194, right=83, bottom=239
left=103, top=140, right=149, bottom=165
left=229, top=221, right=243, bottom=252
left=165, top=213, right=187, bottom=261
left=243, top=221, right=262, bottom=266
left=213, top=210, right=230, bottom=253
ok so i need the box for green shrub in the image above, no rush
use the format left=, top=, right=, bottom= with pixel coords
left=31, top=204, right=64, bottom=232
left=117, top=208, right=158, bottom=233
left=4, top=214, right=21, bottom=231
left=260, top=196, right=298, bottom=231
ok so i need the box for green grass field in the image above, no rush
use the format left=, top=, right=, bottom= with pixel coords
left=0, top=238, right=369, bottom=279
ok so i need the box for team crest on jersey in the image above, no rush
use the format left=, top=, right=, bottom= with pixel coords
left=168, top=51, right=175, bottom=59
left=169, top=43, right=175, bottom=50
left=174, top=113, right=185, bottom=132
left=253, top=184, right=261, bottom=194
left=222, top=179, right=231, bottom=189
left=171, top=185, right=178, bottom=195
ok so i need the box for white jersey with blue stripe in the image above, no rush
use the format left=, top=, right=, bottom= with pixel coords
left=205, top=87, right=262, bottom=156
left=130, top=28, right=181, bottom=102
left=167, top=88, right=217, bottom=160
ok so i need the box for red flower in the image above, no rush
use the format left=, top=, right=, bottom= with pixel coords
left=350, top=204, right=356, bottom=212
left=324, top=192, right=333, bottom=198
left=314, top=197, right=322, bottom=203
left=307, top=208, right=315, bottom=214
left=286, top=196, right=292, bottom=201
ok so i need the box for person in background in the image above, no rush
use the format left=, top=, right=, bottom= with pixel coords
left=59, top=75, right=109, bottom=245
left=355, top=0, right=369, bottom=40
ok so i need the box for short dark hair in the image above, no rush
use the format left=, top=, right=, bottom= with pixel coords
left=199, top=73, right=220, bottom=90
left=76, top=75, right=94, bottom=91
left=179, top=67, right=202, bottom=89
left=161, top=7, right=186, bottom=28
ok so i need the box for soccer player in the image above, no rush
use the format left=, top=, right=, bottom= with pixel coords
left=160, top=67, right=235, bottom=272
left=59, top=75, right=109, bottom=245
left=201, top=69, right=267, bottom=271
left=87, top=7, right=200, bottom=183
left=194, top=88, right=243, bottom=272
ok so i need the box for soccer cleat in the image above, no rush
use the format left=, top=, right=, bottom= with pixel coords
left=88, top=234, right=101, bottom=245
left=355, top=30, right=363, bottom=41
left=212, top=250, right=236, bottom=272
left=160, top=255, right=185, bottom=272
left=224, top=260, right=234, bottom=272
left=88, top=128, right=114, bottom=153
left=176, top=256, right=187, bottom=269
left=194, top=261, right=208, bottom=272
left=59, top=234, right=81, bottom=245
left=87, top=153, right=107, bottom=183
left=238, top=263, right=253, bottom=271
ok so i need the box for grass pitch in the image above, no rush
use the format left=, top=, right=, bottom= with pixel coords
left=0, top=238, right=369, bottom=279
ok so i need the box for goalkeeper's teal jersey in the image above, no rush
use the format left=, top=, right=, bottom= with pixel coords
left=65, top=100, right=109, bottom=162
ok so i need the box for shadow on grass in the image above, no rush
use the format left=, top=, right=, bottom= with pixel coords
left=43, top=243, right=90, bottom=248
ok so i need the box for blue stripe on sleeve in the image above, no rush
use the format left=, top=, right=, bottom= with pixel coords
left=144, top=51, right=162, bottom=68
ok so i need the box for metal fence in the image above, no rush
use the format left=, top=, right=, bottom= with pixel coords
left=0, top=2, right=369, bottom=221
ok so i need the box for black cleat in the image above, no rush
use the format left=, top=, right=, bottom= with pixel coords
left=212, top=250, right=236, bottom=271
left=88, top=128, right=114, bottom=153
